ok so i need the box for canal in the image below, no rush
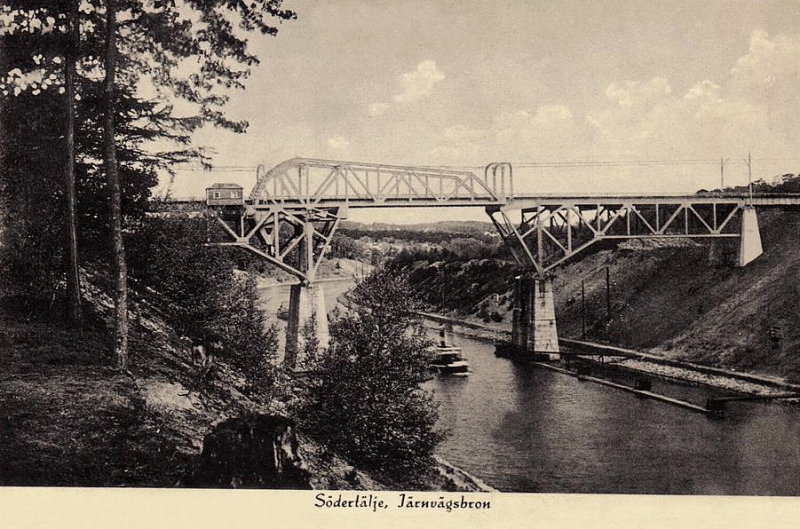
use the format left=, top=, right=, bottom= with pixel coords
left=423, top=331, right=800, bottom=495
left=260, top=279, right=800, bottom=495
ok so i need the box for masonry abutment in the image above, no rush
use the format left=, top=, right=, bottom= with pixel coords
left=511, top=274, right=560, bottom=359
left=738, top=205, right=763, bottom=267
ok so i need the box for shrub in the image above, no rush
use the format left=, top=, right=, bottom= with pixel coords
left=297, top=269, right=445, bottom=484
left=127, top=216, right=278, bottom=393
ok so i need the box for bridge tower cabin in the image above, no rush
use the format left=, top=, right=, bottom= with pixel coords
left=206, top=183, right=244, bottom=206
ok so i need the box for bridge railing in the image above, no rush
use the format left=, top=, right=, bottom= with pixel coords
left=249, top=158, right=510, bottom=206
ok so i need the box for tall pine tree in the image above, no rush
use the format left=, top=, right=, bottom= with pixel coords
left=2, top=0, right=295, bottom=366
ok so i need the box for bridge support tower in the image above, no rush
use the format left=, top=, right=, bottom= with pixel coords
left=284, top=282, right=330, bottom=371
left=511, top=274, right=560, bottom=360
left=488, top=193, right=773, bottom=360
left=210, top=204, right=342, bottom=371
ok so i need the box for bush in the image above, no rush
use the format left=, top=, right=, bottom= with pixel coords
left=297, top=269, right=445, bottom=484
left=127, top=216, right=278, bottom=393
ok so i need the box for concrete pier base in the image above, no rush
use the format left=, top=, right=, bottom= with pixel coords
left=511, top=275, right=560, bottom=360
left=284, top=284, right=330, bottom=371
left=738, top=205, right=763, bottom=267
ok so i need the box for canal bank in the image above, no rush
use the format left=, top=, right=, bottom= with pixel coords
left=419, top=311, right=800, bottom=397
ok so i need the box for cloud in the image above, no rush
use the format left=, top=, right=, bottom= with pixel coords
left=443, top=124, right=485, bottom=141
left=327, top=136, right=350, bottom=150
left=683, top=80, right=721, bottom=103
left=604, top=77, right=672, bottom=108
left=429, top=30, right=798, bottom=193
left=393, top=60, right=445, bottom=103
left=586, top=32, right=800, bottom=159
left=431, top=104, right=584, bottom=164
left=369, top=102, right=389, bottom=116
left=730, top=29, right=800, bottom=91
left=728, top=29, right=800, bottom=138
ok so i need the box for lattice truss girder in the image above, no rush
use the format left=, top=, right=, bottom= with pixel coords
left=210, top=206, right=341, bottom=283
left=249, top=158, right=512, bottom=206
left=488, top=200, right=744, bottom=275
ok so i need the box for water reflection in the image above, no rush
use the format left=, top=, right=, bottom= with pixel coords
left=424, top=332, right=800, bottom=495
left=258, top=279, right=799, bottom=494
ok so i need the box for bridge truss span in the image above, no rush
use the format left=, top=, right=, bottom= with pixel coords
left=487, top=196, right=772, bottom=274
left=212, top=205, right=341, bottom=283
left=249, top=158, right=512, bottom=207
left=200, top=157, right=799, bottom=365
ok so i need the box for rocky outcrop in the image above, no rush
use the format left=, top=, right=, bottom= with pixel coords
left=183, top=414, right=311, bottom=489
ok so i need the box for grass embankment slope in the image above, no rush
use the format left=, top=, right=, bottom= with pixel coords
left=556, top=209, right=799, bottom=380
left=0, top=274, right=473, bottom=489
left=407, top=209, right=799, bottom=382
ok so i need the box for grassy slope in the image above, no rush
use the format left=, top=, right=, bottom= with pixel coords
left=0, top=272, right=475, bottom=489
left=0, top=295, right=198, bottom=486
left=554, top=209, right=799, bottom=380
left=0, top=278, right=373, bottom=487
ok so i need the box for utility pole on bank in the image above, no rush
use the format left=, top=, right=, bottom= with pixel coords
left=605, top=266, right=611, bottom=325
left=720, top=158, right=728, bottom=190
left=744, top=152, right=754, bottom=203
left=581, top=281, right=586, bottom=339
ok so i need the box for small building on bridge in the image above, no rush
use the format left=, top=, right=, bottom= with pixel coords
left=206, top=183, right=244, bottom=206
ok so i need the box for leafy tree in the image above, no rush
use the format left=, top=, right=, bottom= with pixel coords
left=127, top=216, right=279, bottom=394
left=99, top=0, right=295, bottom=368
left=0, top=3, right=76, bottom=305
left=328, top=235, right=369, bottom=262
left=1, top=0, right=296, bottom=366
left=298, top=269, right=445, bottom=484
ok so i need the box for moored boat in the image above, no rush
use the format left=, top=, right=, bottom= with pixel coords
left=430, top=325, right=470, bottom=377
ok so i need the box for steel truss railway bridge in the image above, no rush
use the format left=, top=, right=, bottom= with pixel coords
left=198, top=157, right=800, bottom=369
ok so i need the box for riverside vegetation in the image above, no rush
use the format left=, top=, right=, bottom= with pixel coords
left=0, top=215, right=463, bottom=489
left=0, top=1, right=462, bottom=489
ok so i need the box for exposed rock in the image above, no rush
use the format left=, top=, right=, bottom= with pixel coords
left=183, top=414, right=311, bottom=489
left=141, top=380, right=198, bottom=413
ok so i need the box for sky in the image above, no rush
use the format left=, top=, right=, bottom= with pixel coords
left=161, top=0, right=800, bottom=223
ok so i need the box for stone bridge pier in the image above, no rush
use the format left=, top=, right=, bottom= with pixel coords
left=284, top=282, right=330, bottom=371
left=500, top=202, right=766, bottom=361
left=510, top=274, right=560, bottom=360
left=283, top=220, right=331, bottom=372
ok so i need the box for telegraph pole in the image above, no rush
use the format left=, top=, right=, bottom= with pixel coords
left=581, top=280, right=586, bottom=339
left=605, top=266, right=611, bottom=325
left=744, top=152, right=754, bottom=203
left=719, top=158, right=726, bottom=190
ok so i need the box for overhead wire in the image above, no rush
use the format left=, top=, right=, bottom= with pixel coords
left=172, top=157, right=798, bottom=173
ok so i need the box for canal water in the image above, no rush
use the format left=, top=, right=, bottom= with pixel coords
left=260, top=279, right=800, bottom=495
left=423, top=332, right=800, bottom=495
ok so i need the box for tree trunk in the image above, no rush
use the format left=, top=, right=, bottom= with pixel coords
left=64, top=0, right=82, bottom=324
left=103, top=0, right=128, bottom=369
